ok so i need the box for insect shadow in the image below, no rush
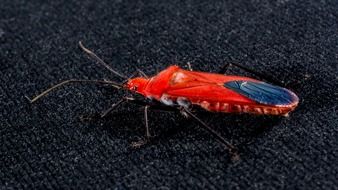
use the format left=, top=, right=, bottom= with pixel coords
left=80, top=98, right=282, bottom=158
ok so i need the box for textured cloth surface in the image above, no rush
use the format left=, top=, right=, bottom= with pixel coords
left=1, top=0, right=337, bottom=189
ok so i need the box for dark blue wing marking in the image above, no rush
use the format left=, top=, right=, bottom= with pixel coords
left=224, top=80, right=298, bottom=105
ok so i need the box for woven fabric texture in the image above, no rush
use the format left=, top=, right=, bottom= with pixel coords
left=1, top=0, right=337, bottom=189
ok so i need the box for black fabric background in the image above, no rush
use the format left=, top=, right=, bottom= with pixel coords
left=1, top=0, right=337, bottom=189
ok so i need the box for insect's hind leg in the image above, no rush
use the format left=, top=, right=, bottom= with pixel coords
left=180, top=107, right=240, bottom=161
left=218, top=62, right=285, bottom=86
left=218, top=62, right=232, bottom=75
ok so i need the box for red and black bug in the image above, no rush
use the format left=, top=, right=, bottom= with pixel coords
left=28, top=42, right=299, bottom=159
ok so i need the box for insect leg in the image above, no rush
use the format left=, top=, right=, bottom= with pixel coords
left=136, top=68, right=148, bottom=78
left=218, top=62, right=284, bottom=86
left=218, top=62, right=232, bottom=74
left=130, top=105, right=153, bottom=148
left=144, top=105, right=151, bottom=138
left=99, top=97, right=150, bottom=147
left=100, top=96, right=156, bottom=118
left=100, top=98, right=128, bottom=118
left=186, top=62, right=193, bottom=71
left=181, top=107, right=240, bottom=160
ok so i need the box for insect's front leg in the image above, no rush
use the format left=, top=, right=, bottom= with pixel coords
left=100, top=98, right=130, bottom=118
left=101, top=96, right=153, bottom=118
left=130, top=105, right=152, bottom=148
left=144, top=106, right=151, bottom=138
left=80, top=96, right=135, bottom=122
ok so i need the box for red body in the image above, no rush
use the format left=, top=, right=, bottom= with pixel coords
left=125, top=66, right=299, bottom=115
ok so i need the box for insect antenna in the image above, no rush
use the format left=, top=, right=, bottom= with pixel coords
left=120, top=69, right=148, bottom=85
left=26, top=79, right=122, bottom=103
left=79, top=41, right=127, bottom=79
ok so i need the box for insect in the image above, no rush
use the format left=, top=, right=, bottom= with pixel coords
left=27, top=42, right=299, bottom=160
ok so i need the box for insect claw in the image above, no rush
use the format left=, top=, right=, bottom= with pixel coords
left=79, top=113, right=100, bottom=123
left=125, top=97, right=135, bottom=101
left=282, top=113, right=290, bottom=117
left=136, top=68, right=148, bottom=78
left=178, top=107, right=190, bottom=118
left=230, top=151, right=240, bottom=161
left=130, top=138, right=148, bottom=148
left=181, top=110, right=189, bottom=118
left=24, top=95, right=33, bottom=103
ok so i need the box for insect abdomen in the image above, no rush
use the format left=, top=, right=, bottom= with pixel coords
left=197, top=101, right=295, bottom=116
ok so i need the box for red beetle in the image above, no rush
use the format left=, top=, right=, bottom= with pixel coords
left=28, top=42, right=299, bottom=160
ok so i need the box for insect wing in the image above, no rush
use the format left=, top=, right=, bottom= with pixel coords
left=223, top=80, right=299, bottom=106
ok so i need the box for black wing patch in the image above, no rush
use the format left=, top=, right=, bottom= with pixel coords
left=224, top=80, right=298, bottom=105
